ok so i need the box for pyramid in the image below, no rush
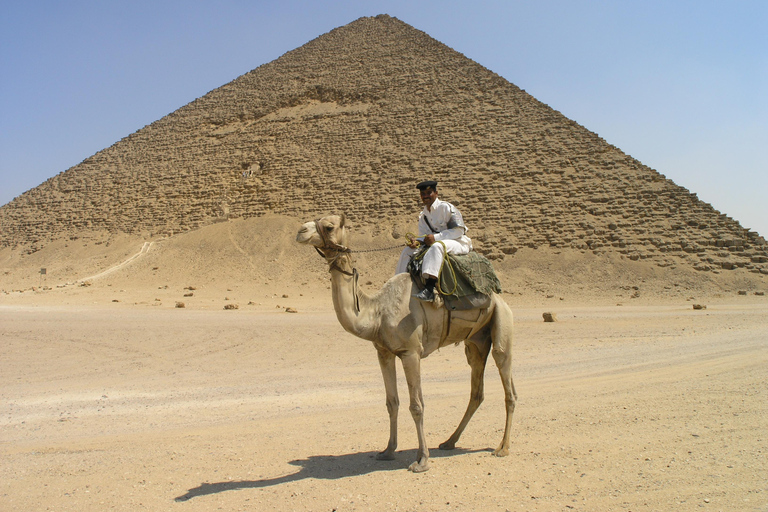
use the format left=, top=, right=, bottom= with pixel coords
left=1, top=15, right=766, bottom=276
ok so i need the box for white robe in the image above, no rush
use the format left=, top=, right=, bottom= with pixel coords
left=395, top=197, right=472, bottom=276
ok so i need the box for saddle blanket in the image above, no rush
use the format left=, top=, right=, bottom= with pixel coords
left=408, top=249, right=502, bottom=310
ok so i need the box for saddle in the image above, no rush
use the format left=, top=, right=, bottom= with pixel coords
left=407, top=248, right=502, bottom=311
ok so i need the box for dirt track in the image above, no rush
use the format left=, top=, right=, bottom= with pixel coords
left=2, top=303, right=766, bottom=511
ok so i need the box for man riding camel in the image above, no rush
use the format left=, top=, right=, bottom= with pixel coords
left=395, top=180, right=473, bottom=302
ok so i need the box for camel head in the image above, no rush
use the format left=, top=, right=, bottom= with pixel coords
left=296, top=214, right=350, bottom=254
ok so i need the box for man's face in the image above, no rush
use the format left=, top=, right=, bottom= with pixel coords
left=420, top=187, right=438, bottom=208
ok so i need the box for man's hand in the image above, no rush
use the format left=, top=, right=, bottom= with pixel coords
left=423, top=234, right=435, bottom=246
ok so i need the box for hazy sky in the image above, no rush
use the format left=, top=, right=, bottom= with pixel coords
left=2, top=1, right=766, bottom=236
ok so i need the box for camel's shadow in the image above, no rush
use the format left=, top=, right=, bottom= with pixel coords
left=175, top=447, right=488, bottom=502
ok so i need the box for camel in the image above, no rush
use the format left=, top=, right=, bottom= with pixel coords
left=296, top=214, right=516, bottom=472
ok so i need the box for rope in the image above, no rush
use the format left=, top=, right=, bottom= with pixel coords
left=405, top=232, right=419, bottom=247
left=349, top=234, right=419, bottom=253
left=350, top=243, right=405, bottom=254
left=312, top=220, right=456, bottom=302
left=434, top=241, right=458, bottom=296
left=410, top=241, right=458, bottom=297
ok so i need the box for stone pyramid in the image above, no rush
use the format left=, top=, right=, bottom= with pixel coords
left=1, top=14, right=766, bottom=276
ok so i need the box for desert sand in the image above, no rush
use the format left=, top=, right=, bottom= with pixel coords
left=2, top=215, right=767, bottom=511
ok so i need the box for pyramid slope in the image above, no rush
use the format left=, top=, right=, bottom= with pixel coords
left=1, top=15, right=766, bottom=276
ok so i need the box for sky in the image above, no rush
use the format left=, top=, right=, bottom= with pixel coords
left=1, top=1, right=766, bottom=236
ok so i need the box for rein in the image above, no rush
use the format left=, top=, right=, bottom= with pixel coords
left=350, top=243, right=406, bottom=254
left=312, top=219, right=404, bottom=263
left=312, top=221, right=359, bottom=312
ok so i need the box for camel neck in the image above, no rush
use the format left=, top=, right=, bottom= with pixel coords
left=328, top=256, right=377, bottom=341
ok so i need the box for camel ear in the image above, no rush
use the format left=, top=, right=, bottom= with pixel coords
left=339, top=213, right=346, bottom=227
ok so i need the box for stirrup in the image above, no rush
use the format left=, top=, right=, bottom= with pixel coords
left=414, top=287, right=435, bottom=302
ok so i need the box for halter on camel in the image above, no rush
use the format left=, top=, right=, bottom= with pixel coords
left=312, top=219, right=361, bottom=313
left=312, top=219, right=354, bottom=274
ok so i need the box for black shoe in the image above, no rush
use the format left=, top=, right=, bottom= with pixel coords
left=415, top=287, right=435, bottom=302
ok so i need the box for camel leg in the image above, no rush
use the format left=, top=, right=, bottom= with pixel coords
left=439, top=338, right=491, bottom=451
left=376, top=348, right=399, bottom=461
left=400, top=352, right=429, bottom=472
left=491, top=304, right=517, bottom=457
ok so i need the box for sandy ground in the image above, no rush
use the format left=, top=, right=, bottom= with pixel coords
left=1, top=301, right=766, bottom=512
left=1, top=216, right=767, bottom=511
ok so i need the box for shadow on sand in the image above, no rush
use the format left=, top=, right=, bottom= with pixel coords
left=175, top=447, right=488, bottom=502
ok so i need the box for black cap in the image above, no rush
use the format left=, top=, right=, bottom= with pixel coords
left=416, top=180, right=437, bottom=191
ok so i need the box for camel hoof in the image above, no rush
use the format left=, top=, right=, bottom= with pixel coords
left=376, top=451, right=396, bottom=461
left=492, top=447, right=510, bottom=457
left=439, top=441, right=456, bottom=451
left=408, top=460, right=430, bottom=473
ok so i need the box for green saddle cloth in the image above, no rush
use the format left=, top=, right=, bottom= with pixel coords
left=438, top=251, right=502, bottom=299
left=408, top=248, right=502, bottom=310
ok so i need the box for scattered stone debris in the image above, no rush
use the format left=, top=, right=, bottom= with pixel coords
left=693, top=304, right=707, bottom=310
left=738, top=290, right=747, bottom=295
left=184, top=292, right=194, bottom=297
left=175, top=301, right=185, bottom=308
left=756, top=291, right=765, bottom=296
left=285, top=307, right=298, bottom=313
left=112, top=299, right=119, bottom=303
left=185, top=286, right=196, bottom=291
left=224, top=303, right=239, bottom=310
left=543, top=312, right=557, bottom=322
left=282, top=294, right=289, bottom=298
